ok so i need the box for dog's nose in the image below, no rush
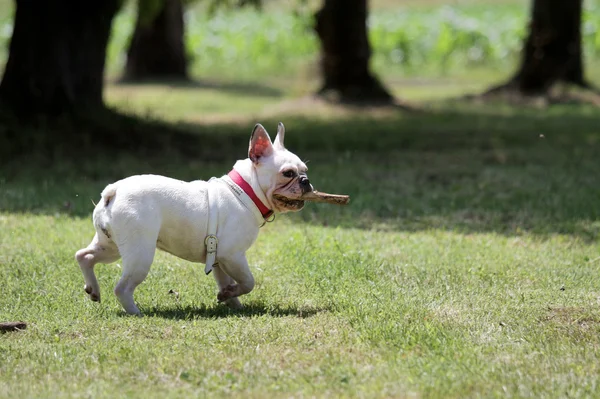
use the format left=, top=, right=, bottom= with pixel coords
left=299, top=175, right=311, bottom=193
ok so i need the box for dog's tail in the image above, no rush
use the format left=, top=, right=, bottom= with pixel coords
left=93, top=183, right=118, bottom=240
left=100, top=184, right=117, bottom=207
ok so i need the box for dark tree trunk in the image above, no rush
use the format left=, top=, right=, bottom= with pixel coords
left=123, top=0, right=188, bottom=82
left=314, top=0, right=393, bottom=104
left=0, top=0, right=119, bottom=117
left=488, top=0, right=588, bottom=96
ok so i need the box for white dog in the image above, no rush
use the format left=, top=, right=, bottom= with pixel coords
left=75, top=123, right=313, bottom=315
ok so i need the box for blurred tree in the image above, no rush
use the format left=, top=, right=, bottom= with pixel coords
left=123, top=0, right=262, bottom=82
left=314, top=0, right=393, bottom=104
left=0, top=0, right=120, bottom=116
left=124, top=0, right=189, bottom=81
left=486, top=0, right=594, bottom=96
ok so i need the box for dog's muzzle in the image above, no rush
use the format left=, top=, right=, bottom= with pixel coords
left=299, top=175, right=312, bottom=194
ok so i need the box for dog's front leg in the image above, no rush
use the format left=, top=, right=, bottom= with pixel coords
left=216, top=252, right=254, bottom=303
left=212, top=265, right=242, bottom=309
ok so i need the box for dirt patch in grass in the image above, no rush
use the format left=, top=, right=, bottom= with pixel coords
left=543, top=307, right=600, bottom=332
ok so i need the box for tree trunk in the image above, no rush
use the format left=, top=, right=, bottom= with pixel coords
left=123, top=0, right=188, bottom=82
left=314, top=0, right=393, bottom=104
left=0, top=0, right=119, bottom=117
left=489, top=0, right=587, bottom=95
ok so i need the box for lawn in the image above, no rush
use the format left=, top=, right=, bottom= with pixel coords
left=2, top=95, right=600, bottom=397
left=2, top=0, right=600, bottom=398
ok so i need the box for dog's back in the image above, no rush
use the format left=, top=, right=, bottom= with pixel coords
left=92, top=174, right=212, bottom=262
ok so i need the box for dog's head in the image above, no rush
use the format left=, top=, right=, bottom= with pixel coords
left=248, top=123, right=312, bottom=213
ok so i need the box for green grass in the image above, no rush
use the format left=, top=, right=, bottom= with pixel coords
left=105, top=81, right=287, bottom=122
left=2, top=94, right=600, bottom=397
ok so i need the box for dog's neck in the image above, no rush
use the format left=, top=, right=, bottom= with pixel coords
left=231, top=159, right=273, bottom=212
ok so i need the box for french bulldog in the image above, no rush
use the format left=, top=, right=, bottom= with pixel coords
left=75, top=122, right=314, bottom=315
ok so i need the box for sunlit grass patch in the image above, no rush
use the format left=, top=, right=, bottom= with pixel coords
left=2, top=92, right=600, bottom=397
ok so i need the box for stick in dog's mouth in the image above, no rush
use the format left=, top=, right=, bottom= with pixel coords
left=274, top=190, right=350, bottom=205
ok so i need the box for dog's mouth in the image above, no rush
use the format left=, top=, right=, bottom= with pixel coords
left=272, top=193, right=305, bottom=210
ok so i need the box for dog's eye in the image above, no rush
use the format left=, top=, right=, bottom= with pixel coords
left=282, top=170, right=296, bottom=178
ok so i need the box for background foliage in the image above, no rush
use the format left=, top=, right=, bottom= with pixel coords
left=2, top=1, right=599, bottom=80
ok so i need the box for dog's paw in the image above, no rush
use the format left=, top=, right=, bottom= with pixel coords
left=217, top=284, right=237, bottom=302
left=84, top=285, right=101, bottom=302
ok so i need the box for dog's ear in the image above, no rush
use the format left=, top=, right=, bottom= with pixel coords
left=274, top=122, right=285, bottom=149
left=249, top=123, right=274, bottom=163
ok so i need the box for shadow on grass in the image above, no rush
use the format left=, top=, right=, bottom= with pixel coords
left=144, top=301, right=326, bottom=320
left=116, top=77, right=284, bottom=98
left=1, top=101, right=600, bottom=240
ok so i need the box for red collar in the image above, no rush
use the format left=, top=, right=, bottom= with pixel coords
left=227, top=169, right=274, bottom=219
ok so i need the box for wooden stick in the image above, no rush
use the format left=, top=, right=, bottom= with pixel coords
left=301, top=190, right=350, bottom=205
left=0, top=321, right=27, bottom=332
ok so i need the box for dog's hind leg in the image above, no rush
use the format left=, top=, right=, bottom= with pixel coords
left=75, top=233, right=120, bottom=303
left=113, top=237, right=156, bottom=315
